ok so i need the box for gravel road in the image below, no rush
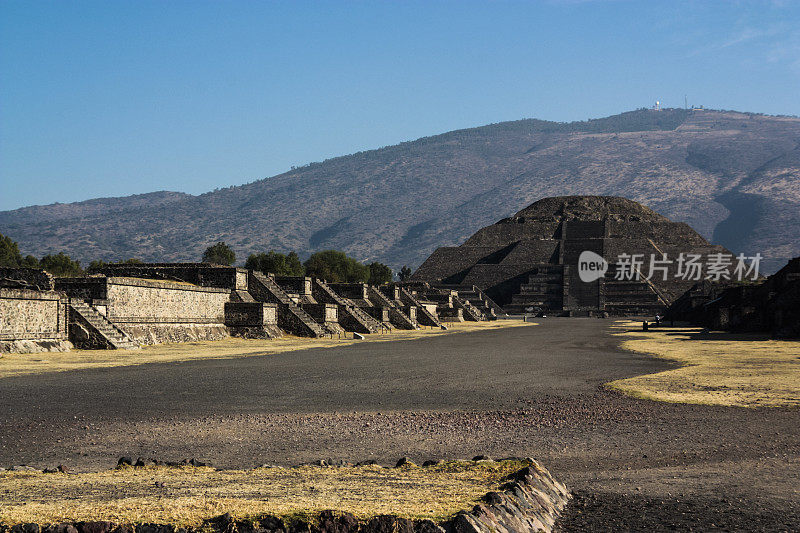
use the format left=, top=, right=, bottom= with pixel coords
left=1, top=318, right=797, bottom=531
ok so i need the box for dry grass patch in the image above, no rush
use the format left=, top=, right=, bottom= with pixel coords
left=0, top=320, right=533, bottom=379
left=0, top=460, right=530, bottom=527
left=608, top=320, right=800, bottom=407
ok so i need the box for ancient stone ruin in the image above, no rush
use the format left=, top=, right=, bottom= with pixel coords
left=411, top=196, right=733, bottom=316
left=666, top=257, right=800, bottom=338
left=0, top=262, right=495, bottom=354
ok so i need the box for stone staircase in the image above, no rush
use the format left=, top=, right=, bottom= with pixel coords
left=311, top=280, right=383, bottom=334
left=432, top=284, right=500, bottom=320
left=366, top=286, right=417, bottom=329
left=398, top=287, right=442, bottom=327
left=453, top=295, right=485, bottom=321
left=505, top=266, right=564, bottom=314
left=69, top=301, right=139, bottom=350
left=454, top=289, right=501, bottom=319
left=231, top=290, right=255, bottom=302
left=248, top=272, right=327, bottom=337
left=603, top=264, right=667, bottom=316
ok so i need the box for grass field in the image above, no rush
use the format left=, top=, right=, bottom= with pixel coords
left=608, top=321, right=800, bottom=408
left=0, top=321, right=533, bottom=379
left=0, top=460, right=532, bottom=527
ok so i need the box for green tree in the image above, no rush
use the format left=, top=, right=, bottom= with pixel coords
left=398, top=265, right=412, bottom=281
left=0, top=233, right=41, bottom=269
left=303, top=250, right=369, bottom=283
left=40, top=252, right=83, bottom=277
left=245, top=254, right=262, bottom=272
left=284, top=252, right=304, bottom=276
left=0, top=233, right=23, bottom=267
left=246, top=251, right=305, bottom=276
left=20, top=255, right=40, bottom=268
left=202, top=242, right=236, bottom=266
left=88, top=260, right=107, bottom=273
left=367, top=262, right=393, bottom=285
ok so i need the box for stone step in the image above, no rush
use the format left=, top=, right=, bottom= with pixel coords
left=250, top=272, right=294, bottom=304
left=249, top=272, right=326, bottom=337
left=367, top=286, right=415, bottom=329
left=312, top=280, right=382, bottom=333
left=344, top=303, right=382, bottom=332
left=69, top=301, right=139, bottom=350
left=288, top=304, right=326, bottom=332
left=453, top=296, right=485, bottom=321
left=398, top=287, right=441, bottom=327
left=233, top=290, right=256, bottom=302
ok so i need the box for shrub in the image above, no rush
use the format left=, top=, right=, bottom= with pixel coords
left=202, top=242, right=236, bottom=266
left=368, top=262, right=393, bottom=285
left=246, top=251, right=305, bottom=276
left=40, top=252, right=83, bottom=277
left=304, top=250, right=369, bottom=283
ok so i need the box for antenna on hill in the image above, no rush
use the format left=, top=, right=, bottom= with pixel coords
left=685, top=95, right=688, bottom=109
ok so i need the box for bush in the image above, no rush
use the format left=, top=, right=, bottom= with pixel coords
left=20, top=255, right=40, bottom=268
left=303, top=250, right=369, bottom=283
left=40, top=252, right=83, bottom=277
left=398, top=265, right=412, bottom=281
left=368, top=262, right=393, bottom=285
left=202, top=242, right=236, bottom=266
left=246, top=251, right=305, bottom=276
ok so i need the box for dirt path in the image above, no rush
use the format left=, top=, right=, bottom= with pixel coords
left=1, top=318, right=798, bottom=530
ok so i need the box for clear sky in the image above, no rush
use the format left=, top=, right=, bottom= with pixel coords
left=1, top=0, right=799, bottom=211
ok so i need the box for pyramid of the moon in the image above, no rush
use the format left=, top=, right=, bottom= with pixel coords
left=410, top=196, right=732, bottom=316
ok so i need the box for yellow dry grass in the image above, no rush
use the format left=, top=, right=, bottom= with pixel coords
left=607, top=320, right=800, bottom=408
left=0, top=321, right=533, bottom=379
left=0, top=460, right=529, bottom=527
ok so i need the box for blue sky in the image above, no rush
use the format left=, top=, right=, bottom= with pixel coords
left=1, top=0, right=799, bottom=211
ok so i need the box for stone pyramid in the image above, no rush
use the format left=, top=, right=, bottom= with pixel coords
left=411, top=196, right=732, bottom=316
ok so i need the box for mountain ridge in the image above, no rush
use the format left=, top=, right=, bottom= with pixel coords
left=1, top=108, right=798, bottom=273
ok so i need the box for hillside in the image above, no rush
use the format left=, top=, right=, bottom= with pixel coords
left=1, top=109, right=798, bottom=273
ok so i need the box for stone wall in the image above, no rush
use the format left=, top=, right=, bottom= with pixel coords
left=275, top=277, right=313, bottom=296
left=224, top=302, right=278, bottom=327
left=364, top=306, right=390, bottom=323
left=0, top=268, right=55, bottom=291
left=54, top=277, right=107, bottom=300
left=105, top=278, right=229, bottom=324
left=0, top=288, right=71, bottom=353
left=438, top=307, right=464, bottom=322
left=96, top=263, right=247, bottom=290
left=103, top=277, right=230, bottom=345
left=302, top=303, right=338, bottom=324
left=327, top=283, right=370, bottom=300
left=225, top=302, right=282, bottom=339
left=57, top=276, right=233, bottom=345
left=668, top=257, right=800, bottom=338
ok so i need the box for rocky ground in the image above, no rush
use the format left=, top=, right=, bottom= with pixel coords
left=1, top=319, right=798, bottom=531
